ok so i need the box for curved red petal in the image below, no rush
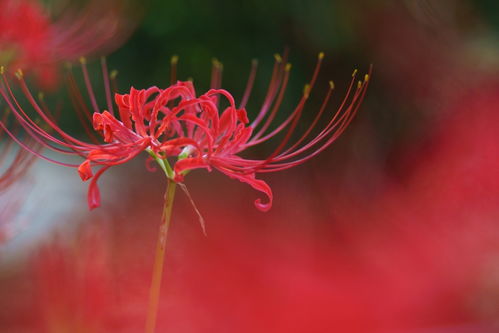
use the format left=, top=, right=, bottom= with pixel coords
left=173, top=157, right=211, bottom=182
left=87, top=166, right=111, bottom=210
left=214, top=164, right=273, bottom=212
left=78, top=159, right=93, bottom=181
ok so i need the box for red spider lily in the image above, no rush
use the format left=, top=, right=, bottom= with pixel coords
left=0, top=0, right=137, bottom=89
left=0, top=54, right=370, bottom=212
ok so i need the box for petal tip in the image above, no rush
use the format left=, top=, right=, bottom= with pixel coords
left=255, top=198, right=272, bottom=212
left=78, top=160, right=93, bottom=181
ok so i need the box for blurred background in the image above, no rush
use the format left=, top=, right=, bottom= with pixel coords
left=1, top=0, right=499, bottom=332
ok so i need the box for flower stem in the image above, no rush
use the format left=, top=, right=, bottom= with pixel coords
left=145, top=179, right=177, bottom=333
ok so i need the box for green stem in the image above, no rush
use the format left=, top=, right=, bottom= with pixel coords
left=145, top=179, right=177, bottom=333
left=147, top=149, right=174, bottom=179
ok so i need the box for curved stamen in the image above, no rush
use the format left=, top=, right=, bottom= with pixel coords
left=80, top=57, right=100, bottom=114
left=280, top=80, right=334, bottom=155
left=259, top=73, right=370, bottom=172
left=101, top=57, right=114, bottom=115
left=250, top=63, right=291, bottom=141
left=0, top=119, right=79, bottom=167
left=0, top=77, right=86, bottom=154
left=246, top=52, right=325, bottom=147
left=272, top=69, right=371, bottom=164
left=250, top=53, right=285, bottom=129
left=67, top=70, right=102, bottom=143
left=170, top=55, right=179, bottom=85
left=12, top=73, right=102, bottom=149
left=239, top=59, right=258, bottom=109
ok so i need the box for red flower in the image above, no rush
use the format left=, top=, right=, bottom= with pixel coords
left=0, top=0, right=137, bottom=89
left=0, top=54, right=369, bottom=211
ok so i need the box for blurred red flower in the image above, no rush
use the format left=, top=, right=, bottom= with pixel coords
left=0, top=0, right=137, bottom=89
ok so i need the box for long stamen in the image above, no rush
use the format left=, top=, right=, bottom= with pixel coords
left=252, top=85, right=310, bottom=172
left=0, top=119, right=79, bottom=167
left=1, top=70, right=111, bottom=164
left=210, top=58, right=223, bottom=90
left=170, top=55, right=178, bottom=85
left=246, top=52, right=325, bottom=148
left=0, top=97, right=69, bottom=156
left=110, top=69, right=119, bottom=94
left=12, top=71, right=98, bottom=148
left=260, top=69, right=371, bottom=172
left=101, top=56, right=114, bottom=115
left=0, top=112, right=17, bottom=162
left=239, top=59, right=258, bottom=109
left=228, top=66, right=370, bottom=174
left=250, top=53, right=285, bottom=129
left=37, top=93, right=59, bottom=124
left=0, top=145, right=39, bottom=189
left=251, top=63, right=292, bottom=141
left=280, top=80, right=334, bottom=155
left=210, top=58, right=223, bottom=108
left=0, top=74, right=79, bottom=152
left=80, top=57, right=101, bottom=113
left=67, top=73, right=102, bottom=144
left=36, top=92, right=96, bottom=156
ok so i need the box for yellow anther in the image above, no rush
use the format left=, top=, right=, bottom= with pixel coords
left=303, top=84, right=311, bottom=98
left=171, top=55, right=179, bottom=65
left=357, top=80, right=362, bottom=89
left=318, top=52, right=325, bottom=59
left=352, top=69, right=358, bottom=77
left=285, top=63, right=292, bottom=71
left=0, top=66, right=4, bottom=75
left=110, top=70, right=118, bottom=79
left=274, top=53, right=282, bottom=63
left=364, top=74, right=369, bottom=82
left=212, top=58, right=222, bottom=68
left=15, top=69, right=23, bottom=79
left=79, top=56, right=87, bottom=65
left=38, top=92, right=44, bottom=101
left=329, top=80, right=335, bottom=89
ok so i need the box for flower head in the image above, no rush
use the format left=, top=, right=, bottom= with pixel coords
left=0, top=53, right=370, bottom=211
left=0, top=1, right=50, bottom=64
left=0, top=0, right=137, bottom=88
